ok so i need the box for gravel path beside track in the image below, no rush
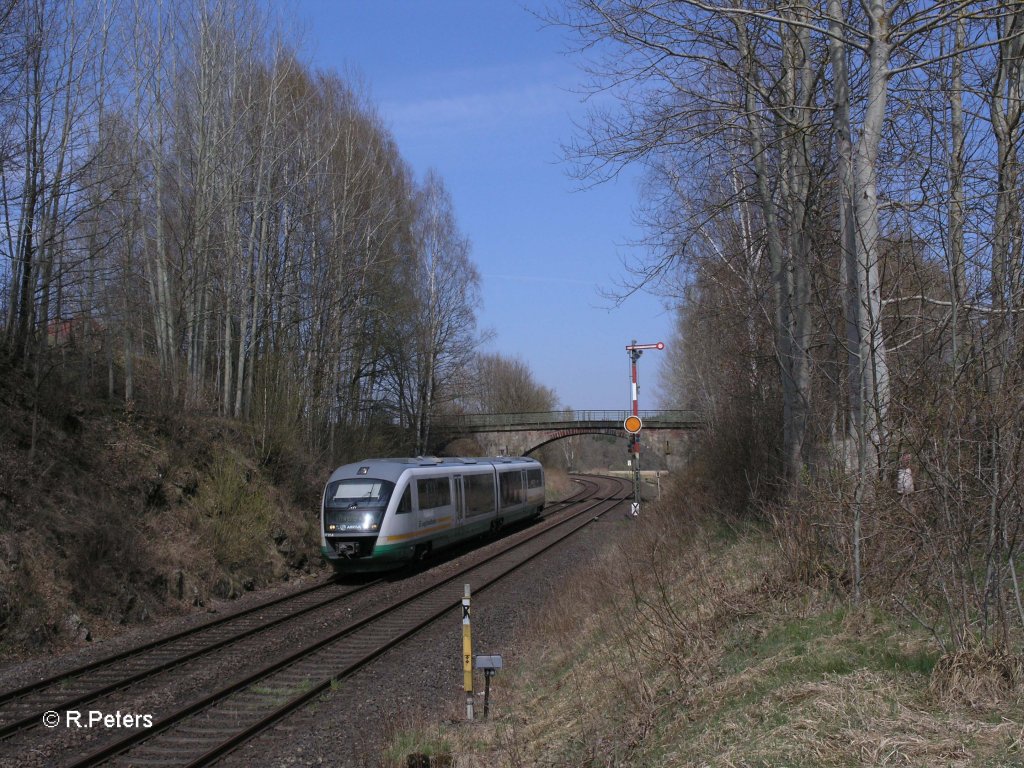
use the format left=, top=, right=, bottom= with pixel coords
left=224, top=509, right=627, bottom=768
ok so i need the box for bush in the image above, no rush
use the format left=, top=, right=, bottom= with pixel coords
left=194, top=452, right=276, bottom=572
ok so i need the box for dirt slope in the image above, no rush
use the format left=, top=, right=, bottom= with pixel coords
left=0, top=361, right=324, bottom=657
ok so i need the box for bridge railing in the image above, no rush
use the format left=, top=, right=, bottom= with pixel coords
left=433, top=410, right=702, bottom=430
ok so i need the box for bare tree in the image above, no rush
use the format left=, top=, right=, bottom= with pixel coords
left=560, top=1, right=829, bottom=489
left=383, top=171, right=481, bottom=454
left=561, top=0, right=1024, bottom=644
left=0, top=0, right=533, bottom=481
left=466, top=352, right=557, bottom=414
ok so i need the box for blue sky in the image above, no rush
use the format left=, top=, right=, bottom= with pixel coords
left=291, top=0, right=676, bottom=411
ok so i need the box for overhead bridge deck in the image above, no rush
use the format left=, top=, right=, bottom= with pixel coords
left=434, top=410, right=703, bottom=433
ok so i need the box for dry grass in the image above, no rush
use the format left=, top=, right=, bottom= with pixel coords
left=931, top=649, right=1024, bottom=709
left=542, top=468, right=578, bottom=503
left=377, top=713, right=457, bottom=768
left=414, top=495, right=1024, bottom=768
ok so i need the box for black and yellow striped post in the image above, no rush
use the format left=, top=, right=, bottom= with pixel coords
left=462, top=584, right=474, bottom=719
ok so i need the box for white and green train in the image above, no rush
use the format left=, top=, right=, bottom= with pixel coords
left=320, top=456, right=545, bottom=573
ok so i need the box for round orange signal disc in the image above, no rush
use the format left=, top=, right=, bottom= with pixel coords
left=623, top=415, right=643, bottom=434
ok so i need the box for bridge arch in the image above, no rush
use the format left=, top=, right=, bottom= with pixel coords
left=522, top=427, right=623, bottom=455
left=429, top=410, right=701, bottom=458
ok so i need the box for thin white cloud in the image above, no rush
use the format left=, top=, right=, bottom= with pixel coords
left=485, top=272, right=593, bottom=286
left=380, top=60, right=579, bottom=135
left=385, top=82, right=569, bottom=134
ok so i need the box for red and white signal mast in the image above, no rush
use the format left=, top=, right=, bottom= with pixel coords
left=625, top=340, right=664, bottom=516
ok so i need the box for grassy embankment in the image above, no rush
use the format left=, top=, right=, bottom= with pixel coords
left=387, top=493, right=1023, bottom=767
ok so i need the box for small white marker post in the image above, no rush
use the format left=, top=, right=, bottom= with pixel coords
left=462, top=584, right=473, bottom=720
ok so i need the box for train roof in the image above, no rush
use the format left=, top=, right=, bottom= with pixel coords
left=325, top=456, right=541, bottom=484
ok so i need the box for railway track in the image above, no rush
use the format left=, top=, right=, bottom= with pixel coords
left=0, top=578, right=379, bottom=742
left=0, top=474, right=623, bottom=767
left=0, top=476, right=593, bottom=745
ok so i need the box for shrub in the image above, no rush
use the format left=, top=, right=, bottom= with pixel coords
left=194, top=452, right=276, bottom=572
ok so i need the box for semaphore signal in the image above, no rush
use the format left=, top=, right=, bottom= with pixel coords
left=625, top=340, right=665, bottom=517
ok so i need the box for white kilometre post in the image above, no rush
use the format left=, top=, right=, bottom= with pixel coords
left=462, top=584, right=474, bottom=719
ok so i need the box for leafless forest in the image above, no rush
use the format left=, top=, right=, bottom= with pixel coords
left=0, top=0, right=559, bottom=460
left=0, top=0, right=620, bottom=653
left=560, top=0, right=1024, bottom=655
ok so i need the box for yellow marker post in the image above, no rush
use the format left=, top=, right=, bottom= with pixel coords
left=462, top=584, right=474, bottom=719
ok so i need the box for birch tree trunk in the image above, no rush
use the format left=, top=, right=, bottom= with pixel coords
left=827, top=0, right=894, bottom=600
left=852, top=0, right=892, bottom=472
left=129, top=0, right=179, bottom=403
left=736, top=8, right=815, bottom=488
left=829, top=0, right=891, bottom=482
left=13, top=10, right=42, bottom=361
left=947, top=13, right=967, bottom=374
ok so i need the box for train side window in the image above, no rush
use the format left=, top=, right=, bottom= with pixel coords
left=417, top=477, right=451, bottom=510
left=396, top=485, right=412, bottom=514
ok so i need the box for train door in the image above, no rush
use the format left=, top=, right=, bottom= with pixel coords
left=453, top=475, right=465, bottom=523
left=415, top=475, right=452, bottom=531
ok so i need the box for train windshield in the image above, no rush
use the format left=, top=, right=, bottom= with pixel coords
left=325, top=479, right=395, bottom=509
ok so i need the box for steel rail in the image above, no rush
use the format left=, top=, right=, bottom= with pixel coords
left=0, top=579, right=336, bottom=709
left=0, top=580, right=381, bottom=740
left=66, top=477, right=627, bottom=767
left=185, top=479, right=626, bottom=768
left=0, top=479, right=593, bottom=743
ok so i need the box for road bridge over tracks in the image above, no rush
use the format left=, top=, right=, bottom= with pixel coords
left=431, top=410, right=702, bottom=457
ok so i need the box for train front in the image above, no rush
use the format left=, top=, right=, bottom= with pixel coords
left=320, top=466, right=395, bottom=573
